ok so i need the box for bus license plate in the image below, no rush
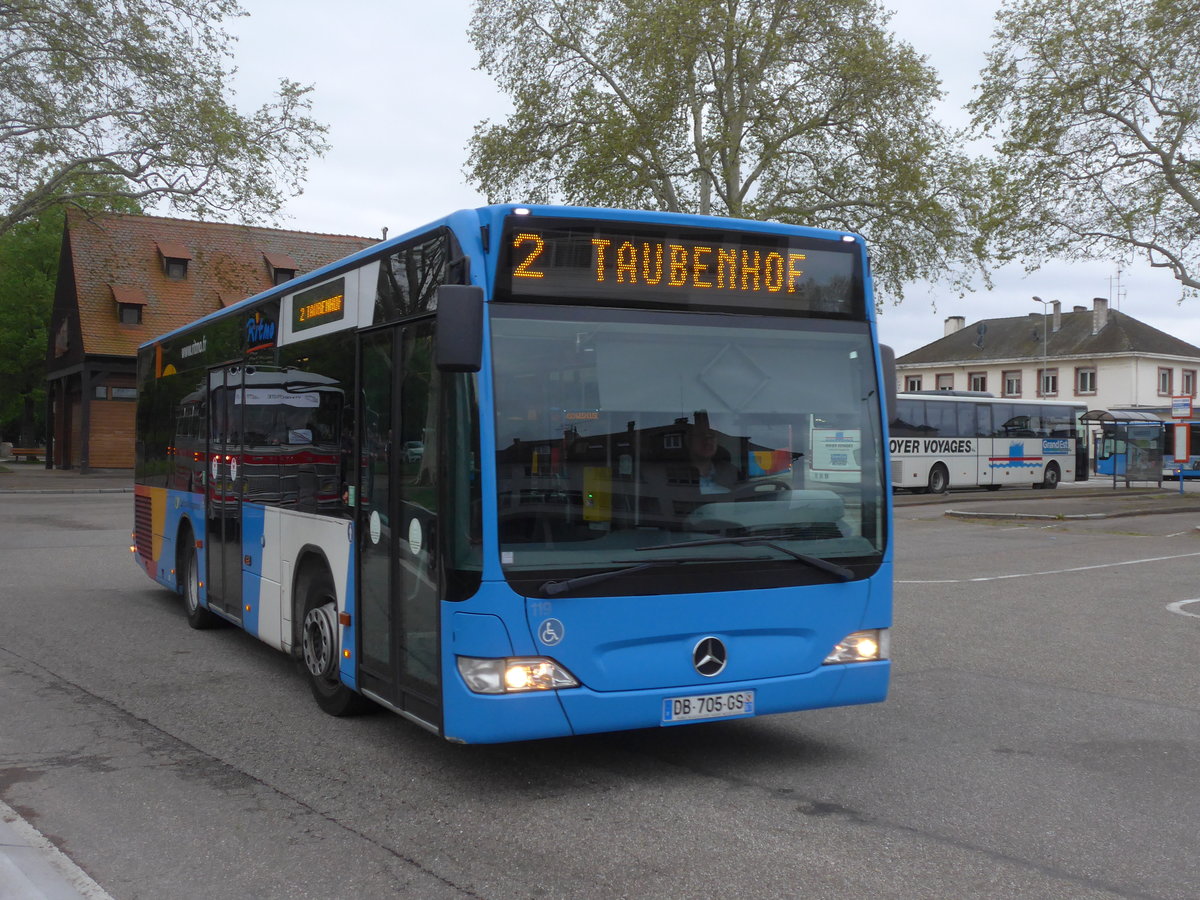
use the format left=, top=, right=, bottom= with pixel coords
left=662, top=690, right=755, bottom=724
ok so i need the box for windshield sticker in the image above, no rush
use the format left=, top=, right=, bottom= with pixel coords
left=408, top=518, right=423, bottom=555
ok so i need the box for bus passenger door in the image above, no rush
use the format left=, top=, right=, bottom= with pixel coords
left=206, top=365, right=243, bottom=621
left=356, top=325, right=442, bottom=730
left=976, top=403, right=994, bottom=487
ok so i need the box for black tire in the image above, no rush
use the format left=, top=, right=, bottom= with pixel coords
left=927, top=464, right=949, bottom=495
left=180, top=530, right=219, bottom=630
left=1041, top=463, right=1061, bottom=490
left=297, top=565, right=371, bottom=717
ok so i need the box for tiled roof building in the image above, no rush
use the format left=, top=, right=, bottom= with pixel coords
left=46, top=210, right=375, bottom=470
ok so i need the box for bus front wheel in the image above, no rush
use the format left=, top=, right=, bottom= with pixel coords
left=927, top=464, right=949, bottom=495
left=1039, top=463, right=1061, bottom=490
left=297, top=565, right=371, bottom=717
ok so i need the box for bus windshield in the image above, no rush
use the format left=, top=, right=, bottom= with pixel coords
left=490, top=304, right=886, bottom=595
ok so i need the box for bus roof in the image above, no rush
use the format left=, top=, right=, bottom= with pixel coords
left=897, top=392, right=1085, bottom=408
left=140, top=204, right=868, bottom=350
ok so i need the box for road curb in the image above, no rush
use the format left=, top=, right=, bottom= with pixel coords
left=0, top=488, right=133, bottom=495
left=946, top=505, right=1200, bottom=521
left=946, top=509, right=1107, bottom=521
left=897, top=487, right=1171, bottom=507
left=1, top=799, right=114, bottom=900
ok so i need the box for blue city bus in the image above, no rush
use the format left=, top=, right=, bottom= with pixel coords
left=1089, top=411, right=1171, bottom=480
left=1165, top=421, right=1200, bottom=478
left=133, top=204, right=893, bottom=743
left=1094, top=418, right=1200, bottom=479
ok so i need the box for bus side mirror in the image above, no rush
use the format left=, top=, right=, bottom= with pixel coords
left=880, top=344, right=897, bottom=423
left=435, top=285, right=484, bottom=373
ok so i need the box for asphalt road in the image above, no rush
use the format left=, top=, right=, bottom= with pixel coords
left=1, top=491, right=1197, bottom=899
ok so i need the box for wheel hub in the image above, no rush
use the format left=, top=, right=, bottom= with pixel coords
left=184, top=555, right=199, bottom=612
left=302, top=602, right=338, bottom=679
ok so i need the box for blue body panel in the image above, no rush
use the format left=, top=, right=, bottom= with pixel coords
left=339, top=530, right=358, bottom=691
left=151, top=488, right=207, bottom=596
left=240, top=504, right=265, bottom=635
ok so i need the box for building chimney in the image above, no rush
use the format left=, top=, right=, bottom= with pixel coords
left=1052, top=300, right=1061, bottom=333
left=945, top=316, right=966, bottom=336
left=1093, top=297, right=1109, bottom=334
left=1073, top=305, right=1087, bottom=313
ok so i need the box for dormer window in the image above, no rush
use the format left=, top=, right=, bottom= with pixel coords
left=156, top=240, right=192, bottom=279
left=263, top=250, right=298, bottom=285
left=111, top=284, right=147, bottom=325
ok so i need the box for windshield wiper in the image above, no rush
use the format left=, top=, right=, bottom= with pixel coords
left=637, top=535, right=855, bottom=582
left=538, top=555, right=769, bottom=597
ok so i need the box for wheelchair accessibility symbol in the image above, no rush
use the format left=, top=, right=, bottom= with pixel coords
left=538, top=618, right=564, bottom=646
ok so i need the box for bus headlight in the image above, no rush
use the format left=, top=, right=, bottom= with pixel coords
left=823, top=629, right=890, bottom=664
left=457, top=656, right=580, bottom=694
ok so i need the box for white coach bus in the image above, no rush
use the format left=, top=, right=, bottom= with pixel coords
left=889, top=392, right=1087, bottom=493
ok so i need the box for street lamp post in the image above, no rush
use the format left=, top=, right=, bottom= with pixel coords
left=1032, top=296, right=1049, bottom=397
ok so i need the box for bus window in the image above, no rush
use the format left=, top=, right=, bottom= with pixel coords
left=924, top=399, right=956, bottom=437
left=955, top=401, right=974, bottom=436
left=890, top=399, right=924, bottom=437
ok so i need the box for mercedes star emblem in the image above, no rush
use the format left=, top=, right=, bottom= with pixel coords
left=692, top=636, right=727, bottom=677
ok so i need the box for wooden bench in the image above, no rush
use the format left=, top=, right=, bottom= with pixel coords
left=8, top=448, right=42, bottom=461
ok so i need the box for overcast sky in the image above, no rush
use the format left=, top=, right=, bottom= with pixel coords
left=224, top=0, right=1200, bottom=356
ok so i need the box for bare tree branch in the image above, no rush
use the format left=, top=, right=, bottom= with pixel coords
left=0, top=0, right=328, bottom=237
left=466, top=0, right=992, bottom=302
left=972, top=0, right=1200, bottom=297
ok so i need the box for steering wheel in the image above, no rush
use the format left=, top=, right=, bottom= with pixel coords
left=733, top=480, right=791, bottom=500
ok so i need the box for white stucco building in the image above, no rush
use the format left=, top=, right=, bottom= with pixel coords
left=895, top=297, right=1200, bottom=418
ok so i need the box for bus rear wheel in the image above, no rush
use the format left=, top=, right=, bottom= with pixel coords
left=1040, top=463, right=1061, bottom=490
left=180, top=529, right=218, bottom=630
left=297, top=565, right=371, bottom=717
left=927, top=464, right=949, bottom=495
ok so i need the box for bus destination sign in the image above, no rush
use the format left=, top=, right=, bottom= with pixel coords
left=496, top=218, right=862, bottom=316
left=292, top=277, right=346, bottom=332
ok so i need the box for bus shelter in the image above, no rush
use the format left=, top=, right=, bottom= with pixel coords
left=1081, top=410, right=1164, bottom=488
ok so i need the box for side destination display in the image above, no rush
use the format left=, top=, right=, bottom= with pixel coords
left=292, top=277, right=346, bottom=332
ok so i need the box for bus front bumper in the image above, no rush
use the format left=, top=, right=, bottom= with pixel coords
left=441, top=659, right=889, bottom=744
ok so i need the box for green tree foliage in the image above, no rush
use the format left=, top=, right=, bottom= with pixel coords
left=0, top=0, right=328, bottom=237
left=467, top=0, right=993, bottom=302
left=972, top=0, right=1200, bottom=294
left=0, top=185, right=138, bottom=445
left=0, top=206, right=60, bottom=443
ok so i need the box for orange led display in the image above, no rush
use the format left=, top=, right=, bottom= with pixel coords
left=583, top=239, right=805, bottom=293
left=499, top=217, right=862, bottom=317
left=292, top=277, right=346, bottom=332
